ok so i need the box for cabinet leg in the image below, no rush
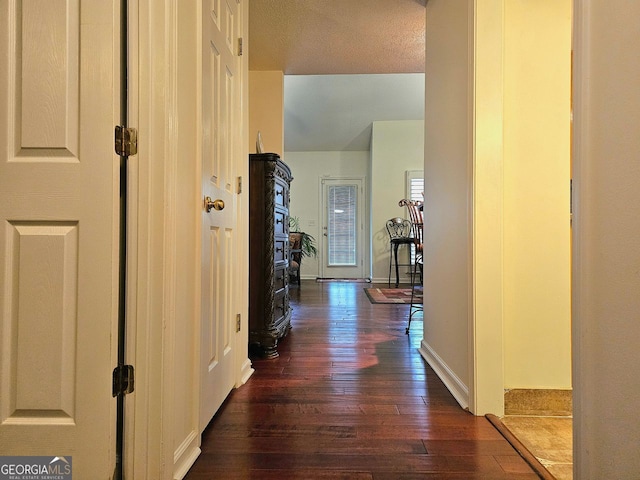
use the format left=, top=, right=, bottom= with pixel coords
left=249, top=342, right=279, bottom=359
left=262, top=345, right=279, bottom=359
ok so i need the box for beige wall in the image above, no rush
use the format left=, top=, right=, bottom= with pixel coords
left=370, top=120, right=424, bottom=283
left=573, top=1, right=640, bottom=476
left=503, top=1, right=572, bottom=388
left=249, top=71, right=284, bottom=155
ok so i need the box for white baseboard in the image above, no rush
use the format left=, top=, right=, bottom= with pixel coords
left=173, top=430, right=200, bottom=480
left=238, top=358, right=254, bottom=386
left=419, top=339, right=470, bottom=410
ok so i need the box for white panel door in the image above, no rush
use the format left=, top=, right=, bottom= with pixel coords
left=200, top=0, right=243, bottom=431
left=320, top=178, right=365, bottom=279
left=0, top=1, right=118, bottom=478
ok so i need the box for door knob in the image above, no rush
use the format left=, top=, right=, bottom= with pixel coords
left=204, top=196, right=224, bottom=212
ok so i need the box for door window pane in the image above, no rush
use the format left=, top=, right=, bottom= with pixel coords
left=328, top=185, right=357, bottom=266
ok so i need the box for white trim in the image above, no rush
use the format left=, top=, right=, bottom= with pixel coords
left=470, top=0, right=505, bottom=417
left=172, top=430, right=201, bottom=480
left=124, top=1, right=140, bottom=478
left=131, top=0, right=181, bottom=478
left=419, top=339, right=470, bottom=410
left=233, top=0, right=253, bottom=391
left=194, top=0, right=204, bottom=426
left=162, top=0, right=181, bottom=475
left=571, top=0, right=587, bottom=476
left=238, top=358, right=254, bottom=386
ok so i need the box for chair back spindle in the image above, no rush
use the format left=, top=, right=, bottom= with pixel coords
left=398, top=199, right=423, bottom=253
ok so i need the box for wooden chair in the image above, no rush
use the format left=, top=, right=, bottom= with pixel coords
left=398, top=199, right=423, bottom=333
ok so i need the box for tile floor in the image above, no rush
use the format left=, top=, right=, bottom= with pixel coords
left=501, top=415, right=573, bottom=480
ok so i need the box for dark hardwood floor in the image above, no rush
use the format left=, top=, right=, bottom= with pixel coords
left=185, top=281, right=538, bottom=479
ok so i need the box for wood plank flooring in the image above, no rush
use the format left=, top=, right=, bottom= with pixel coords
left=185, top=281, right=539, bottom=479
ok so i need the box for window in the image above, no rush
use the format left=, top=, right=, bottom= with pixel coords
left=405, top=170, right=424, bottom=266
left=327, top=184, right=357, bottom=266
left=406, top=170, right=424, bottom=202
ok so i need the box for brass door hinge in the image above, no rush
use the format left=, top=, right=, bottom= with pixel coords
left=115, top=126, right=138, bottom=156
left=236, top=313, right=241, bottom=333
left=238, top=37, right=243, bottom=56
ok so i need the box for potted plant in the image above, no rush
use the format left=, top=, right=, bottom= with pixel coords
left=288, top=216, right=318, bottom=258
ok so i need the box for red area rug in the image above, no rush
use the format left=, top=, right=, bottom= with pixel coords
left=364, top=287, right=422, bottom=304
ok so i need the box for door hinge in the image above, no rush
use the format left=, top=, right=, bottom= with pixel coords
left=236, top=313, right=241, bottom=333
left=238, top=37, right=243, bottom=56
left=237, top=176, right=243, bottom=194
left=115, top=126, right=138, bottom=156
left=112, top=364, right=135, bottom=397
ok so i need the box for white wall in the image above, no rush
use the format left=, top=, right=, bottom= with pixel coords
left=285, top=151, right=370, bottom=279
left=370, top=120, right=424, bottom=283
left=573, top=0, right=640, bottom=476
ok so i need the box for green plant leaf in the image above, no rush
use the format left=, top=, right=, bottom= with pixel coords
left=289, top=216, right=317, bottom=257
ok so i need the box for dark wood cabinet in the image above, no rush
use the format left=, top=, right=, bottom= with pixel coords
left=249, top=153, right=293, bottom=357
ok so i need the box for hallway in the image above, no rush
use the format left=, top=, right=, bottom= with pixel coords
left=185, top=281, right=538, bottom=479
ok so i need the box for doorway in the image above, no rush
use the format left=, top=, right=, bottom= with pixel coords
left=320, top=178, right=365, bottom=279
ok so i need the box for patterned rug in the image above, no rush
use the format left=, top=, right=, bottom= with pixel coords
left=364, top=287, right=422, bottom=304
left=317, top=278, right=371, bottom=283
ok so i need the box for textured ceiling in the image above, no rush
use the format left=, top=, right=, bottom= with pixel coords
left=249, top=1, right=426, bottom=152
left=249, top=0, right=426, bottom=75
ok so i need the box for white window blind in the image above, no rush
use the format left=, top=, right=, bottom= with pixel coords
left=404, top=170, right=424, bottom=266
left=327, top=185, right=357, bottom=266
left=405, top=170, right=424, bottom=202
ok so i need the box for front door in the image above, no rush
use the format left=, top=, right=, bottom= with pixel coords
left=200, top=0, right=243, bottom=431
left=0, top=1, right=119, bottom=477
left=320, top=178, right=365, bottom=279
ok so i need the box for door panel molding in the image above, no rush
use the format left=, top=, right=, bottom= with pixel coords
left=4, top=222, right=78, bottom=423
